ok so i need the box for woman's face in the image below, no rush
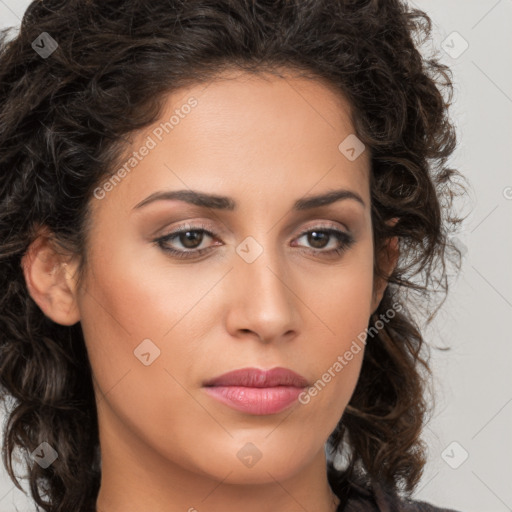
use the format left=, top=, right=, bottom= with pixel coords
left=73, top=70, right=380, bottom=486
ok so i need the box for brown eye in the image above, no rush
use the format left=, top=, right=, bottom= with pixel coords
left=154, top=223, right=218, bottom=259
left=306, top=230, right=330, bottom=249
left=293, top=227, right=355, bottom=257
left=177, top=230, right=205, bottom=249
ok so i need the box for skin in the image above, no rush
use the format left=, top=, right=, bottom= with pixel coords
left=22, top=69, right=397, bottom=512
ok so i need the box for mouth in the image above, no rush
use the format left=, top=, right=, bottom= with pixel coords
left=202, top=367, right=309, bottom=415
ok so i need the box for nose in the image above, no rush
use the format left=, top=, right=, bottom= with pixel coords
left=224, top=241, right=299, bottom=344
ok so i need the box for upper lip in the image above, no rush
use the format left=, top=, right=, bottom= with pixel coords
left=203, top=367, right=309, bottom=388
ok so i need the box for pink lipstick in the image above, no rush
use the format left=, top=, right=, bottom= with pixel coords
left=202, top=367, right=308, bottom=415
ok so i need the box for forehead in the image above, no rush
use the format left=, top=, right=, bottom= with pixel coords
left=152, top=69, right=361, bottom=150
left=91, top=69, right=370, bottom=217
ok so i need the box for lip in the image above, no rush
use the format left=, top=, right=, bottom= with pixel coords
left=202, top=367, right=309, bottom=415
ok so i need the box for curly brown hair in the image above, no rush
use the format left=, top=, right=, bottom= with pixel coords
left=0, top=1, right=465, bottom=511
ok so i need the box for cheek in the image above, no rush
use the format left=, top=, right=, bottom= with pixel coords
left=79, top=238, right=202, bottom=340
left=75, top=250, right=203, bottom=448
left=75, top=241, right=166, bottom=394
left=297, top=247, right=374, bottom=410
left=76, top=233, right=227, bottom=409
left=305, top=245, right=375, bottom=342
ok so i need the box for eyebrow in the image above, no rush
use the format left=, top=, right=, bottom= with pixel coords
left=132, top=188, right=365, bottom=211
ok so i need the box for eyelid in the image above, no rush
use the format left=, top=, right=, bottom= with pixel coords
left=156, top=219, right=350, bottom=243
left=295, top=220, right=350, bottom=235
left=153, top=219, right=355, bottom=261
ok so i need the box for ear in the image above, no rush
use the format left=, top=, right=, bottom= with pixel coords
left=371, top=218, right=400, bottom=314
left=21, top=229, right=81, bottom=326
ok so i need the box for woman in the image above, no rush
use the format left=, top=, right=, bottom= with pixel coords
left=0, top=1, right=466, bottom=511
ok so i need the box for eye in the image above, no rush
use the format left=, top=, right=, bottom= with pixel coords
left=292, top=226, right=355, bottom=258
left=153, top=223, right=355, bottom=260
left=154, top=222, right=218, bottom=259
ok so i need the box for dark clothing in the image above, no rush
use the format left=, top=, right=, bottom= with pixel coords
left=330, top=467, right=460, bottom=512
left=337, top=481, right=460, bottom=511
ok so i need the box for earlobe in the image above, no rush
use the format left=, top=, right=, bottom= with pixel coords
left=21, top=232, right=81, bottom=326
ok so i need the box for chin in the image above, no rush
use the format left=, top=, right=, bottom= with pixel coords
left=192, top=440, right=314, bottom=485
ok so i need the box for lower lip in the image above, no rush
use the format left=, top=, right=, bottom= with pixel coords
left=203, top=386, right=304, bottom=415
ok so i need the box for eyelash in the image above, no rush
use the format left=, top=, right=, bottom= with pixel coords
left=153, top=222, right=355, bottom=260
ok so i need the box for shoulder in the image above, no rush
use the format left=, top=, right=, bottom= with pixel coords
left=338, top=479, right=462, bottom=512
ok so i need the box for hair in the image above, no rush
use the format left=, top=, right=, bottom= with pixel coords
left=0, top=1, right=465, bottom=511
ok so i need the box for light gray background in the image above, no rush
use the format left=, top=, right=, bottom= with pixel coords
left=0, top=1, right=511, bottom=511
